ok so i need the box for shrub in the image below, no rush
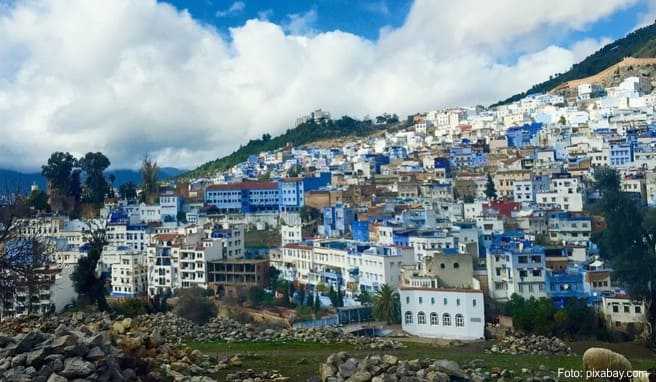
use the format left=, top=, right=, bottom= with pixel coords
left=111, top=298, right=150, bottom=317
left=173, top=287, right=217, bottom=324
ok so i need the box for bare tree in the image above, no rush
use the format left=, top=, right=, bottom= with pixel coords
left=0, top=190, right=56, bottom=319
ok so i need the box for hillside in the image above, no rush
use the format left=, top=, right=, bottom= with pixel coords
left=493, top=21, right=656, bottom=106
left=184, top=116, right=398, bottom=178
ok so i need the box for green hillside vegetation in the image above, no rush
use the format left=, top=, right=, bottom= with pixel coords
left=184, top=115, right=398, bottom=178
left=493, top=21, right=656, bottom=107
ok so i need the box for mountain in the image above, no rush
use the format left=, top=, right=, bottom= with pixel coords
left=493, top=21, right=656, bottom=106
left=0, top=167, right=185, bottom=194
left=184, top=116, right=400, bottom=178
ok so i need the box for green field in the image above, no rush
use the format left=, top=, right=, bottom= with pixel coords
left=188, top=339, right=656, bottom=381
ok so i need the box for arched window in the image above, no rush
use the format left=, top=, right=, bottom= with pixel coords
left=440, top=263, right=445, bottom=269
left=417, top=311, right=426, bottom=324
left=442, top=313, right=451, bottom=326
left=454, top=262, right=460, bottom=269
left=430, top=312, right=439, bottom=325
left=455, top=314, right=464, bottom=327
left=405, top=311, right=413, bottom=324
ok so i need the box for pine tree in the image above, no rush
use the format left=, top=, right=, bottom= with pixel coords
left=484, top=174, right=497, bottom=199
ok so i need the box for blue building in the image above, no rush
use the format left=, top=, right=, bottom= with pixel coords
left=279, top=178, right=304, bottom=212
left=609, top=143, right=633, bottom=167
left=205, top=181, right=280, bottom=213
left=448, top=146, right=487, bottom=168
left=364, top=154, right=390, bottom=174
left=388, top=146, right=408, bottom=161
left=546, top=265, right=598, bottom=307
left=320, top=203, right=355, bottom=237
left=351, top=220, right=369, bottom=242
left=303, top=172, right=331, bottom=192
left=506, top=122, right=543, bottom=148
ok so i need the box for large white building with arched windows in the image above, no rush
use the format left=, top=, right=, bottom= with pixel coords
left=399, top=287, right=484, bottom=340
left=398, top=250, right=485, bottom=340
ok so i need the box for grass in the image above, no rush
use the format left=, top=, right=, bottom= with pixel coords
left=188, top=339, right=656, bottom=381
left=244, top=229, right=281, bottom=249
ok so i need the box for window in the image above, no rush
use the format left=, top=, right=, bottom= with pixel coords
left=455, top=314, right=464, bottom=327
left=624, top=305, right=630, bottom=313
left=472, top=299, right=477, bottom=307
left=406, top=296, right=410, bottom=304
left=418, top=297, right=423, bottom=304
left=454, top=263, right=460, bottom=269
left=635, top=306, right=642, bottom=314
left=417, top=311, right=426, bottom=324
left=404, top=311, right=413, bottom=324
left=612, top=305, right=619, bottom=313
left=456, top=298, right=461, bottom=306
left=442, top=313, right=451, bottom=326
left=430, top=312, right=438, bottom=325
left=431, top=297, right=435, bottom=305
left=443, top=298, right=448, bottom=305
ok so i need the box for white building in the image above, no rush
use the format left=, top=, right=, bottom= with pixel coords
left=602, top=295, right=646, bottom=332
left=399, top=252, right=484, bottom=340
left=486, top=238, right=547, bottom=302
left=536, top=175, right=584, bottom=212
left=400, top=288, right=484, bottom=340
left=110, top=251, right=148, bottom=298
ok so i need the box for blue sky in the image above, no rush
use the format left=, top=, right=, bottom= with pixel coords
left=161, top=0, right=412, bottom=40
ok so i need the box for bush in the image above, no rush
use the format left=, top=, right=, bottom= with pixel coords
left=173, top=287, right=217, bottom=324
left=295, top=305, right=315, bottom=321
left=504, top=294, right=604, bottom=338
left=111, top=298, right=149, bottom=317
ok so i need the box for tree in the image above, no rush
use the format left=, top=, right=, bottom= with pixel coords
left=140, top=156, right=159, bottom=205
left=118, top=181, right=137, bottom=200
left=593, top=166, right=656, bottom=347
left=313, top=294, right=321, bottom=315
left=173, top=287, right=217, bottom=324
left=372, top=284, right=401, bottom=324
left=357, top=289, right=373, bottom=305
left=71, top=227, right=109, bottom=311
left=41, top=152, right=81, bottom=213
left=27, top=189, right=49, bottom=212
left=484, top=174, right=497, bottom=199
left=79, top=152, right=111, bottom=205
left=558, top=115, right=567, bottom=125
left=0, top=196, right=55, bottom=318
left=41, top=152, right=77, bottom=196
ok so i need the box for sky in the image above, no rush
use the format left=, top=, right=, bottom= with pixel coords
left=1, top=0, right=656, bottom=171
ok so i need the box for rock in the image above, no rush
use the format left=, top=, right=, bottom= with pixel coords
left=85, top=346, right=105, bottom=361
left=60, top=357, right=95, bottom=378
left=46, top=374, right=67, bottom=382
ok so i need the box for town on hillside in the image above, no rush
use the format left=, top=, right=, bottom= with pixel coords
left=1, top=75, right=656, bottom=380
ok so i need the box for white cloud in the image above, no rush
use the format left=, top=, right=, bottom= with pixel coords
left=363, top=1, right=390, bottom=16
left=257, top=9, right=273, bottom=21
left=216, top=1, right=245, bottom=17
left=284, top=8, right=318, bottom=35
left=0, top=0, right=637, bottom=171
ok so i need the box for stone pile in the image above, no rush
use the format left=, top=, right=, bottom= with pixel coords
left=225, top=369, right=289, bottom=382
left=320, top=352, right=560, bottom=382
left=132, top=313, right=404, bottom=350
left=0, top=322, right=155, bottom=382
left=486, top=334, right=573, bottom=356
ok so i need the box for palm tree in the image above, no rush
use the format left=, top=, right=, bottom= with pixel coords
left=373, top=284, right=401, bottom=324
left=140, top=155, right=159, bottom=204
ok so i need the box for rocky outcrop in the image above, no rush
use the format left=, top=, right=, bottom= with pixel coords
left=0, top=322, right=154, bottom=381
left=320, top=352, right=561, bottom=382
left=485, top=334, right=573, bottom=356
